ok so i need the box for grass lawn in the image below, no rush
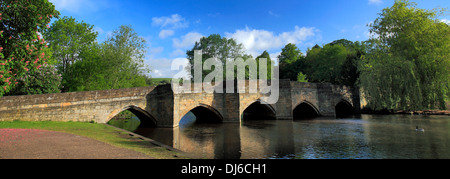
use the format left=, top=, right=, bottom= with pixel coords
left=0, top=121, right=189, bottom=159
left=149, top=78, right=172, bottom=86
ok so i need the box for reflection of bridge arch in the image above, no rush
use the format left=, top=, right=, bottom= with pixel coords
left=335, top=99, right=354, bottom=118
left=179, top=104, right=223, bottom=125
left=293, top=101, right=320, bottom=119
left=107, top=105, right=157, bottom=127
left=242, top=99, right=277, bottom=121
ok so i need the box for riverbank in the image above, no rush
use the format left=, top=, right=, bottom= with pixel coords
left=394, top=110, right=450, bottom=115
left=362, top=108, right=450, bottom=116
left=0, top=121, right=190, bottom=159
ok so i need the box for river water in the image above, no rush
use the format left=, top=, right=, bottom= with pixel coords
left=133, top=114, right=450, bottom=159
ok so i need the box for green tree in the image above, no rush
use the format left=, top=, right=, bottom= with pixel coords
left=0, top=0, right=59, bottom=96
left=359, top=0, right=450, bottom=110
left=43, top=16, right=98, bottom=89
left=278, top=43, right=304, bottom=80
left=337, top=40, right=365, bottom=86
left=255, top=50, right=273, bottom=80
left=64, top=43, right=103, bottom=91
left=64, top=25, right=150, bottom=92
left=297, top=72, right=308, bottom=83
left=6, top=63, right=61, bottom=95
left=305, top=43, right=348, bottom=84
left=102, top=25, right=149, bottom=89
left=305, top=39, right=364, bottom=86
left=186, top=34, right=249, bottom=80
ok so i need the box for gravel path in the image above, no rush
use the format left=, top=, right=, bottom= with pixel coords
left=0, top=129, right=153, bottom=159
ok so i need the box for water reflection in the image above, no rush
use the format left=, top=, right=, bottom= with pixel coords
left=136, top=115, right=450, bottom=159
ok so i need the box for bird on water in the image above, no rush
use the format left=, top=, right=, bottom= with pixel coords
left=416, top=126, right=425, bottom=132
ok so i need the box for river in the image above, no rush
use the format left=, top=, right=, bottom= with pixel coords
left=129, top=114, right=450, bottom=159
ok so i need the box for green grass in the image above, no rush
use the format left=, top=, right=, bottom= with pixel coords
left=151, top=78, right=172, bottom=81
left=0, top=121, right=189, bottom=159
left=149, top=78, right=172, bottom=86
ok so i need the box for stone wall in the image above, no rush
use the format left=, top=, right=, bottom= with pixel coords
left=171, top=81, right=240, bottom=128
left=146, top=85, right=174, bottom=128
left=0, top=87, right=155, bottom=124
left=290, top=82, right=361, bottom=116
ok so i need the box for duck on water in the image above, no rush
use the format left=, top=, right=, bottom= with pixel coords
left=416, top=126, right=425, bottom=132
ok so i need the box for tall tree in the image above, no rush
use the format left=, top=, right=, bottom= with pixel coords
left=278, top=43, right=304, bottom=81
left=255, top=50, right=273, bottom=80
left=64, top=25, right=150, bottom=92
left=186, top=34, right=249, bottom=80
left=64, top=43, right=103, bottom=91
left=305, top=43, right=348, bottom=84
left=304, top=39, right=364, bottom=86
left=43, top=16, right=98, bottom=76
left=359, top=0, right=449, bottom=110
left=0, top=0, right=59, bottom=96
left=102, top=25, right=149, bottom=89
left=333, top=40, right=365, bottom=86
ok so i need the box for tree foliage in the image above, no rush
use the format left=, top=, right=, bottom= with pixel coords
left=0, top=0, right=59, bottom=96
left=101, top=25, right=149, bottom=89
left=304, top=39, right=364, bottom=86
left=255, top=50, right=273, bottom=80
left=186, top=34, right=250, bottom=80
left=43, top=16, right=98, bottom=75
left=278, top=43, right=304, bottom=81
left=305, top=44, right=347, bottom=84
left=6, top=63, right=61, bottom=95
left=297, top=72, right=308, bottom=83
left=359, top=0, right=449, bottom=110
left=63, top=25, right=149, bottom=92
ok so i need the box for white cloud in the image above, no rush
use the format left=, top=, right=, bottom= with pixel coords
left=147, top=57, right=189, bottom=78
left=170, top=49, right=186, bottom=57
left=159, top=29, right=175, bottom=39
left=172, top=32, right=204, bottom=49
left=149, top=47, right=164, bottom=54
left=225, top=26, right=317, bottom=57
left=269, top=51, right=281, bottom=65
left=441, top=19, right=450, bottom=25
left=94, top=27, right=104, bottom=34
left=368, top=0, right=383, bottom=5
left=170, top=58, right=190, bottom=79
left=268, top=11, right=280, bottom=17
left=152, top=69, right=164, bottom=78
left=152, top=14, right=189, bottom=29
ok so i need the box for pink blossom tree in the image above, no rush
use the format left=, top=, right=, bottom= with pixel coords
left=0, top=0, right=59, bottom=96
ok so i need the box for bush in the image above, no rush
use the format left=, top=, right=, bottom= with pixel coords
left=6, top=63, right=61, bottom=95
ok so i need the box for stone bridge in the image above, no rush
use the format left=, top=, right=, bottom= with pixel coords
left=0, top=80, right=362, bottom=128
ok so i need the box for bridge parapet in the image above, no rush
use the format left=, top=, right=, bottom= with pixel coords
left=0, top=87, right=155, bottom=123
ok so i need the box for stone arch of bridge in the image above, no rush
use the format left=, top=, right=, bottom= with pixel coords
left=179, top=103, right=224, bottom=125
left=293, top=101, right=320, bottom=119
left=335, top=99, right=354, bottom=118
left=107, top=105, right=157, bottom=128
left=241, top=99, right=277, bottom=121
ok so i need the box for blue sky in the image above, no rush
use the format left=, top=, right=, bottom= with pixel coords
left=49, top=0, right=449, bottom=78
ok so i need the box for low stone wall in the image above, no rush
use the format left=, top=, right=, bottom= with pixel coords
left=0, top=87, right=155, bottom=123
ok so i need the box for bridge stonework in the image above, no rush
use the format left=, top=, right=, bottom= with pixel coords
left=0, top=87, right=155, bottom=124
left=0, top=80, right=362, bottom=128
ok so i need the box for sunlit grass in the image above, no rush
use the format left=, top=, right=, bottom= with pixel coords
left=0, top=121, right=189, bottom=159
